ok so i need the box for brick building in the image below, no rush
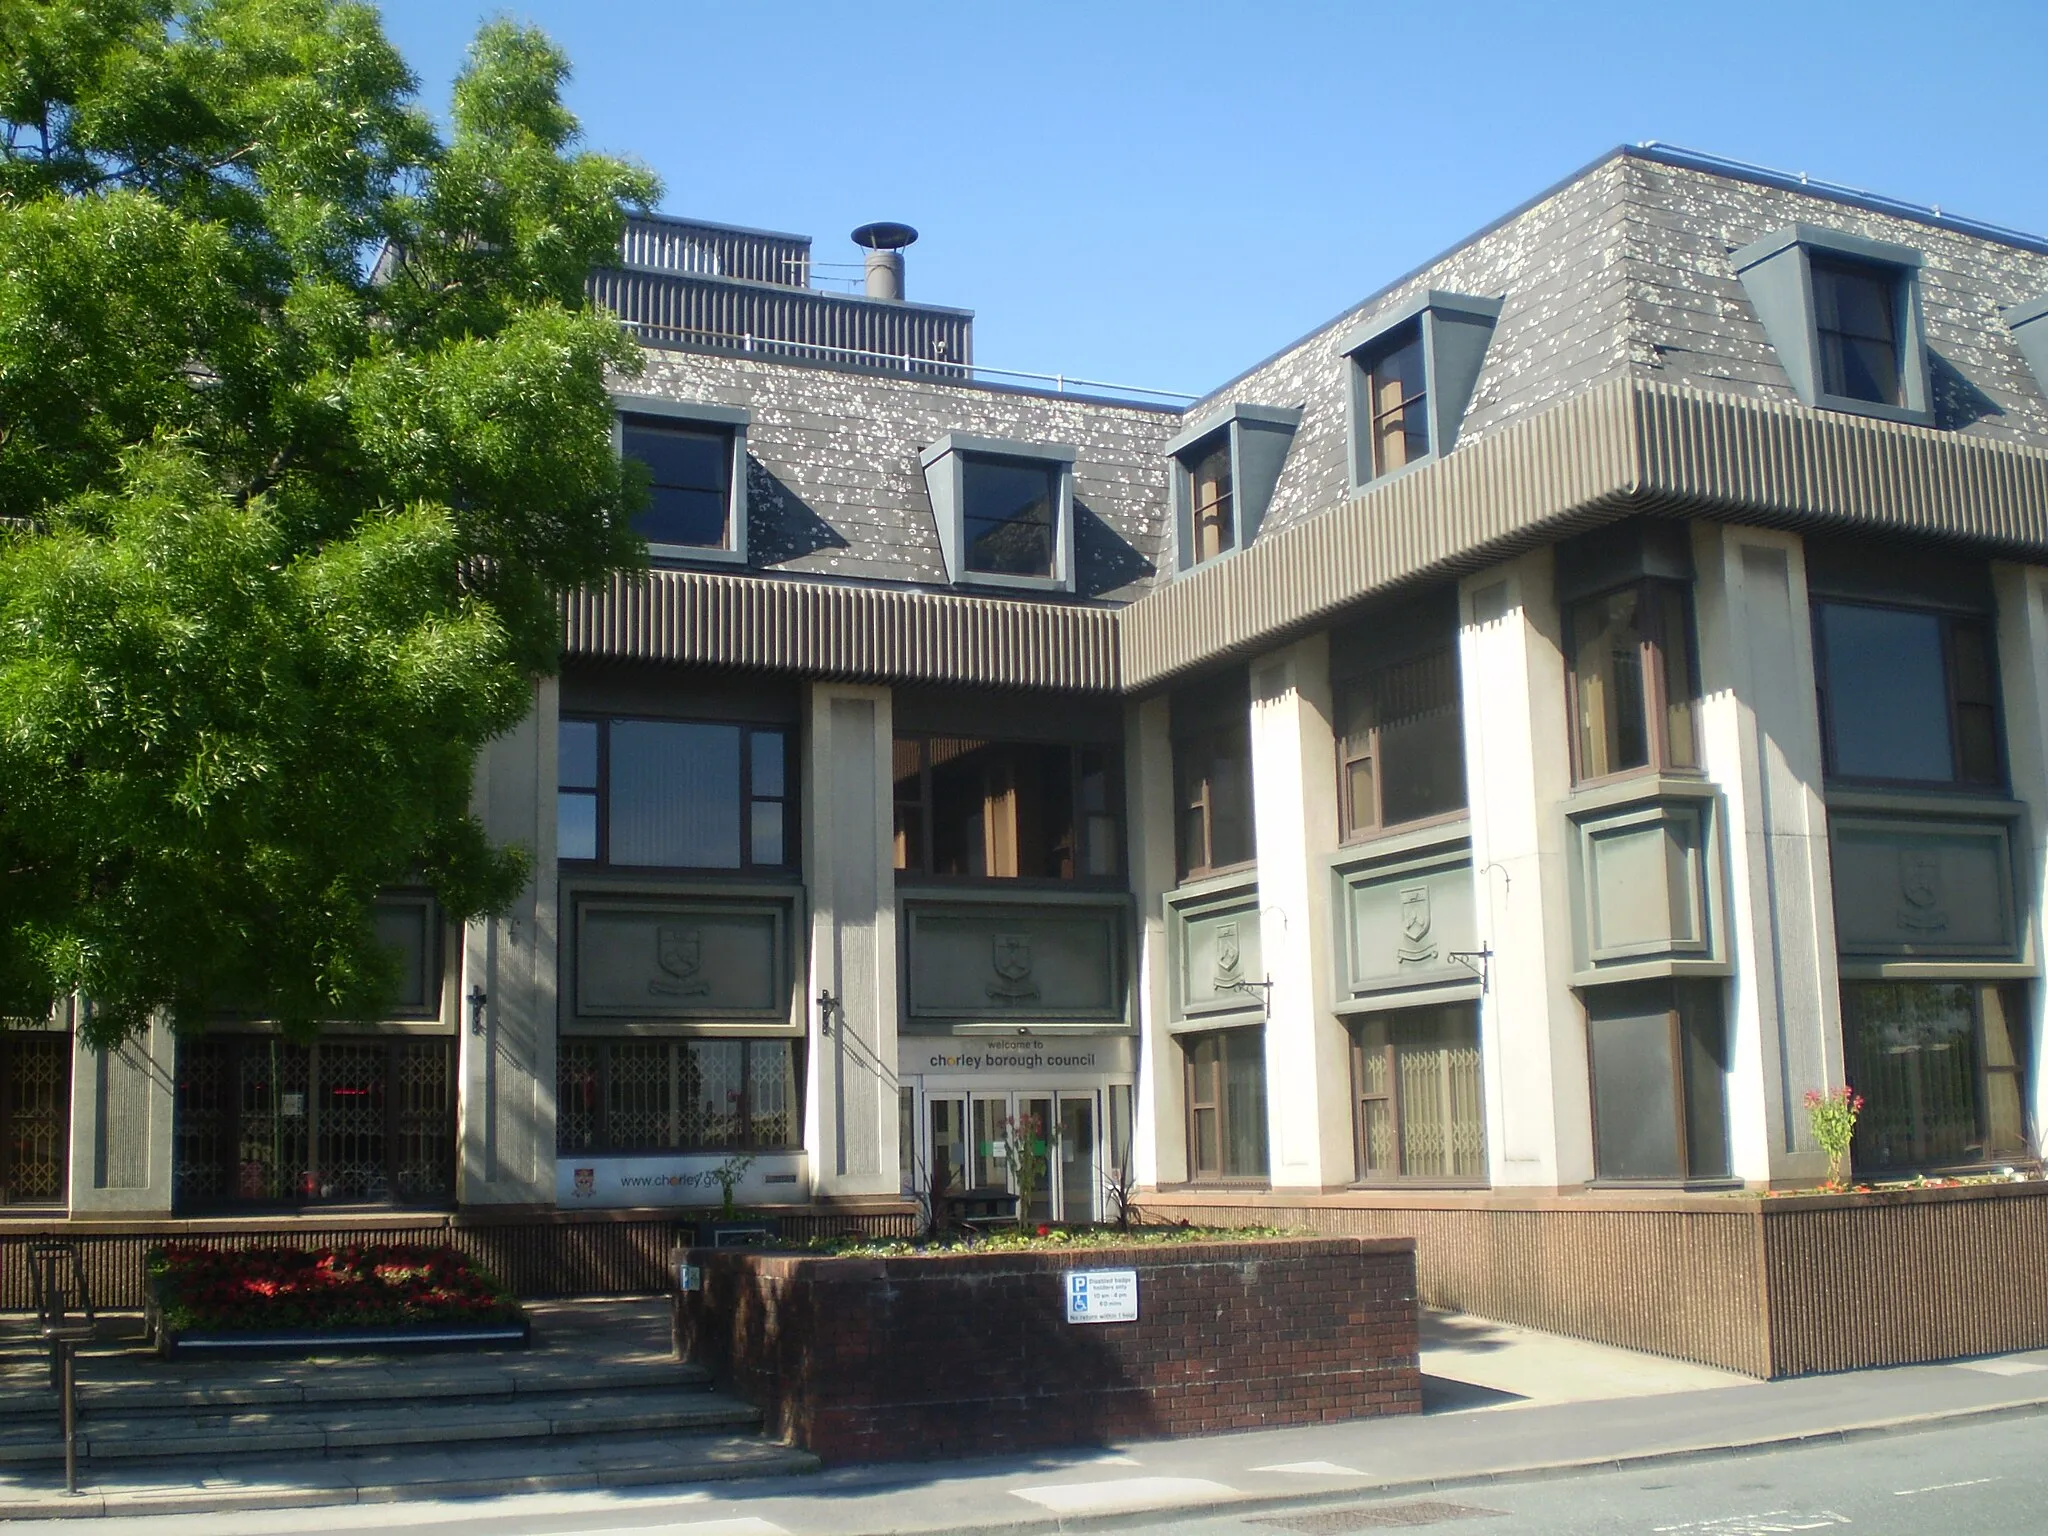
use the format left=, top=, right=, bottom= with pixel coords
left=11, top=144, right=2048, bottom=1236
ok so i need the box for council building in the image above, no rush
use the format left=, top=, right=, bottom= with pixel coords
left=10, top=145, right=2048, bottom=1274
